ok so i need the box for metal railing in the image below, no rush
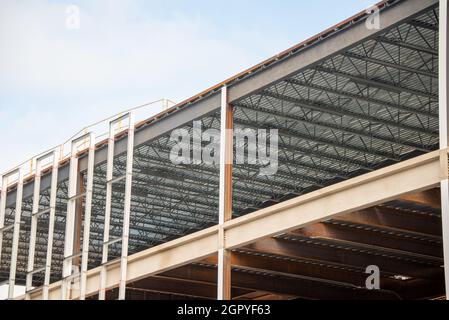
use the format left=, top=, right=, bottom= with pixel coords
left=0, top=98, right=176, bottom=190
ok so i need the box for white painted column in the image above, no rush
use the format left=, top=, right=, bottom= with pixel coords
left=98, top=118, right=116, bottom=300
left=8, top=168, right=24, bottom=299
left=25, top=152, right=57, bottom=299
left=43, top=150, right=60, bottom=300
left=0, top=169, right=23, bottom=299
left=118, top=113, right=135, bottom=300
left=98, top=113, right=135, bottom=300
left=439, top=0, right=449, bottom=301
left=61, top=133, right=93, bottom=300
left=79, top=136, right=96, bottom=300
left=217, top=86, right=233, bottom=300
left=25, top=158, right=42, bottom=299
left=0, top=174, right=9, bottom=267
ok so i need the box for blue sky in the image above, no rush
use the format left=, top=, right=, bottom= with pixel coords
left=0, top=0, right=376, bottom=174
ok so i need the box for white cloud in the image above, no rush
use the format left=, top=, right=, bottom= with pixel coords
left=0, top=1, right=260, bottom=96
left=0, top=1, right=275, bottom=173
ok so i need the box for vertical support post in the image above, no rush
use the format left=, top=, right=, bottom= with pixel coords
left=217, top=86, right=233, bottom=300
left=118, top=113, right=135, bottom=300
left=25, top=158, right=41, bottom=299
left=43, top=150, right=60, bottom=300
left=0, top=169, right=23, bottom=299
left=0, top=174, right=8, bottom=267
left=74, top=171, right=84, bottom=268
left=79, top=137, right=96, bottom=300
left=98, top=117, right=116, bottom=300
left=440, top=0, right=449, bottom=301
left=62, top=142, right=79, bottom=299
left=98, top=113, right=134, bottom=300
left=25, top=152, right=58, bottom=299
left=8, top=168, right=24, bottom=299
left=62, top=133, right=94, bottom=300
left=62, top=140, right=79, bottom=300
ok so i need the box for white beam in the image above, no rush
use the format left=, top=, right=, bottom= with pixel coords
left=79, top=136, right=96, bottom=300
left=43, top=150, right=60, bottom=300
left=0, top=169, right=22, bottom=269
left=217, top=86, right=233, bottom=300
left=8, top=168, right=24, bottom=299
left=98, top=113, right=135, bottom=300
left=439, top=0, right=449, bottom=301
left=118, top=113, right=135, bottom=300
left=61, top=133, right=94, bottom=300
left=25, top=152, right=56, bottom=299
left=98, top=116, right=117, bottom=300
left=0, top=173, right=11, bottom=268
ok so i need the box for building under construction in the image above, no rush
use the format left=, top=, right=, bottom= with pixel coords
left=1, top=0, right=449, bottom=300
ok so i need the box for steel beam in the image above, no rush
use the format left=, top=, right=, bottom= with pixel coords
left=377, top=36, right=438, bottom=56
left=236, top=102, right=432, bottom=152
left=293, top=223, right=442, bottom=259
left=259, top=89, right=435, bottom=136
left=343, top=51, right=438, bottom=79
left=314, top=65, right=438, bottom=100
left=43, top=150, right=60, bottom=300
left=228, top=0, right=438, bottom=102
left=160, top=264, right=400, bottom=300
left=25, top=151, right=58, bottom=300
left=217, top=86, right=233, bottom=300
left=439, top=0, right=449, bottom=301
left=118, top=113, right=135, bottom=300
left=334, top=206, right=443, bottom=237
left=285, top=78, right=438, bottom=119
left=98, top=113, right=135, bottom=300
left=61, top=133, right=95, bottom=300
left=79, top=136, right=96, bottom=300
left=0, top=168, right=24, bottom=299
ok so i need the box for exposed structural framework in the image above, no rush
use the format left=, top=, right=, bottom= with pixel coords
left=0, top=0, right=448, bottom=300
